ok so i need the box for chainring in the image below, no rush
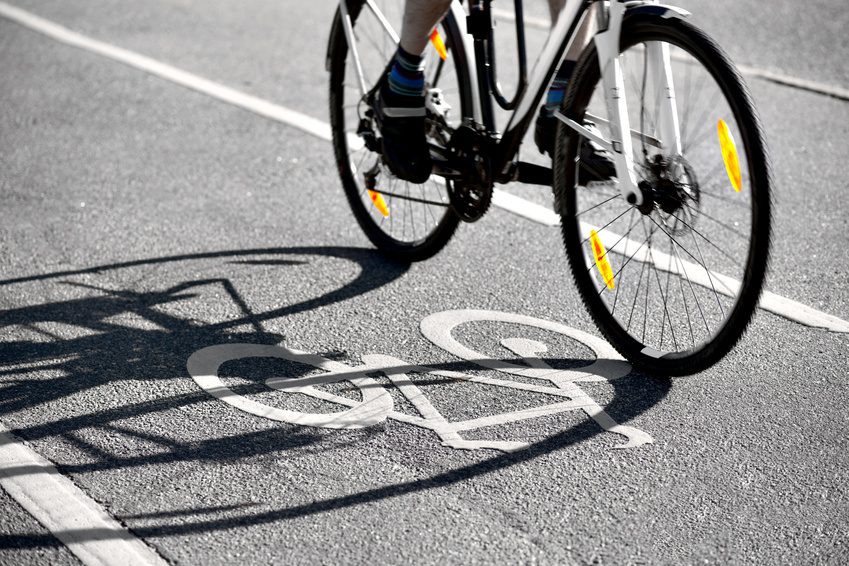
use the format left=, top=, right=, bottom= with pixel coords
left=446, top=124, right=493, bottom=223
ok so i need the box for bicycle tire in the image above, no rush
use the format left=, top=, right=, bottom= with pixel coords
left=554, top=15, right=772, bottom=375
left=328, top=1, right=468, bottom=262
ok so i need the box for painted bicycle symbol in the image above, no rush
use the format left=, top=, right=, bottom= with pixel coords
left=187, top=310, right=652, bottom=451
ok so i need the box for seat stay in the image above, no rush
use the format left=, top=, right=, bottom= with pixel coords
left=338, top=0, right=369, bottom=97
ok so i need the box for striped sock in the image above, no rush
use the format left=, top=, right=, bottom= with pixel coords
left=387, top=46, right=425, bottom=106
left=546, top=60, right=576, bottom=107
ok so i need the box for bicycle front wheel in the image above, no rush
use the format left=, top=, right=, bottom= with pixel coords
left=328, top=0, right=467, bottom=261
left=554, top=15, right=772, bottom=375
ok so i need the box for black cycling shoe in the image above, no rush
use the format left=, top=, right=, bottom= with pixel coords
left=534, top=104, right=617, bottom=185
left=533, top=103, right=560, bottom=157
left=373, top=78, right=432, bottom=184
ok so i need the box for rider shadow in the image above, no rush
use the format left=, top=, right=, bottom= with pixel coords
left=0, top=244, right=670, bottom=543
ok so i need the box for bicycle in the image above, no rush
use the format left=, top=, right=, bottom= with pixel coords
left=326, top=0, right=772, bottom=376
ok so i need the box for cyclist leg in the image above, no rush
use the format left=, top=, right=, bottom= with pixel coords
left=377, top=0, right=452, bottom=184
left=547, top=0, right=593, bottom=111
left=399, top=0, right=452, bottom=55
left=535, top=1, right=593, bottom=155
left=535, top=2, right=614, bottom=181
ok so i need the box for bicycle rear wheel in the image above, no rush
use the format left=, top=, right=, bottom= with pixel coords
left=328, top=0, right=466, bottom=261
left=554, top=15, right=772, bottom=375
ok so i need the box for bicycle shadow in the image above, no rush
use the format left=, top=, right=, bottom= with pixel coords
left=0, top=245, right=670, bottom=546
left=0, top=246, right=408, bottom=465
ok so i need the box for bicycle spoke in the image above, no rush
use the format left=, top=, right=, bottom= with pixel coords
left=668, top=208, right=747, bottom=269
left=686, top=220, right=727, bottom=315
left=575, top=193, right=620, bottom=218
left=647, top=239, right=679, bottom=351
left=657, top=212, right=712, bottom=333
left=579, top=205, right=635, bottom=247
left=682, top=202, right=748, bottom=240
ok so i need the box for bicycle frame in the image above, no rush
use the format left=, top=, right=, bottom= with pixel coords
left=338, top=0, right=691, bottom=206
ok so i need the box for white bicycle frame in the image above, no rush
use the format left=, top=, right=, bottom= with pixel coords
left=338, top=0, right=691, bottom=206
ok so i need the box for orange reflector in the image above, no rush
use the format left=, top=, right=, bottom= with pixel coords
left=430, top=29, right=447, bottom=61
left=367, top=190, right=389, bottom=217
left=717, top=119, right=742, bottom=192
left=590, top=230, right=615, bottom=290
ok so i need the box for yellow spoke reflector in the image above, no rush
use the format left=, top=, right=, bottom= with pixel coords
left=430, top=29, right=447, bottom=61
left=590, top=230, right=615, bottom=290
left=367, top=190, right=389, bottom=217
left=717, top=119, right=742, bottom=192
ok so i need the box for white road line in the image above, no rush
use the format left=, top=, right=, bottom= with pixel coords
left=491, top=189, right=561, bottom=226
left=0, top=1, right=332, bottom=142
left=734, top=64, right=849, bottom=101
left=0, top=423, right=169, bottom=566
left=491, top=8, right=849, bottom=101
left=2, top=1, right=847, bottom=335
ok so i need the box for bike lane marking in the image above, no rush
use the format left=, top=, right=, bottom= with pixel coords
left=0, top=423, right=169, bottom=566
left=420, top=310, right=651, bottom=448
left=0, top=4, right=833, bottom=559
left=187, top=309, right=653, bottom=451
left=3, top=1, right=843, bottom=335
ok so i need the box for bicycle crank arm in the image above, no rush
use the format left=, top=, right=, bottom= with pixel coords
left=430, top=158, right=465, bottom=180
left=512, top=162, right=552, bottom=186
left=429, top=144, right=465, bottom=180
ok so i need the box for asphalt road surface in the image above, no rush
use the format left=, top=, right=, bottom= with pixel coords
left=1, top=1, right=847, bottom=565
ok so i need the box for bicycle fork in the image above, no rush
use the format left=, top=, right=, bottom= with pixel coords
left=556, top=1, right=688, bottom=207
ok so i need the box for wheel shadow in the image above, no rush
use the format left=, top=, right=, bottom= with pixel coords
left=0, top=245, right=670, bottom=547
